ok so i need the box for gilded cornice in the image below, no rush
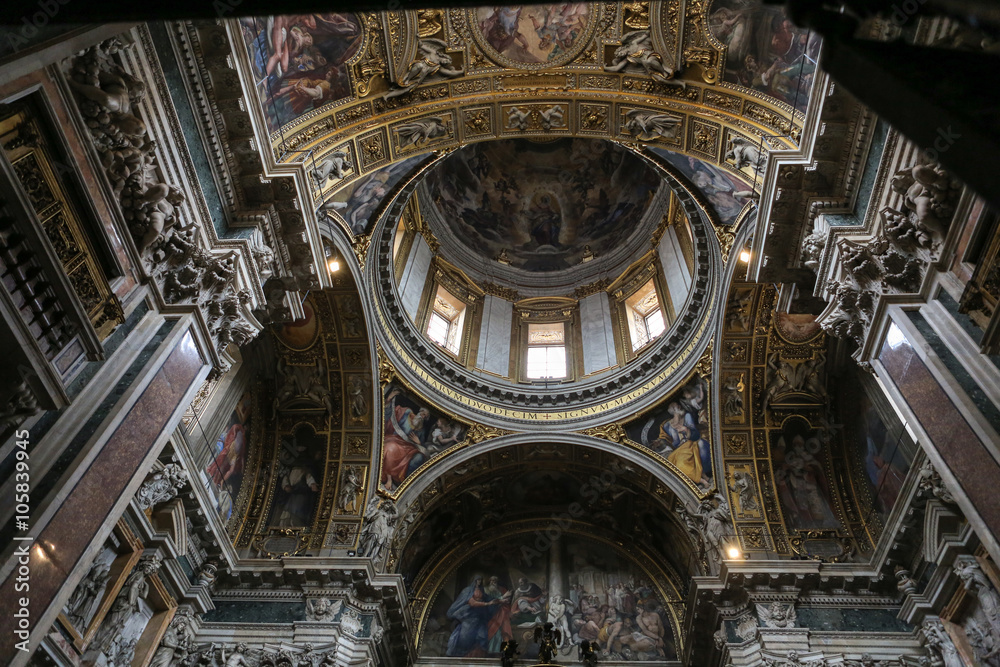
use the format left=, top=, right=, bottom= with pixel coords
left=235, top=0, right=806, bottom=212
left=283, top=84, right=798, bottom=206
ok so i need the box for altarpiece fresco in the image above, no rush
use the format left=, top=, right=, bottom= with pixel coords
left=420, top=533, right=678, bottom=661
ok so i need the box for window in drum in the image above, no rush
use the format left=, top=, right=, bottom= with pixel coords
left=427, top=286, right=466, bottom=355
left=626, top=280, right=665, bottom=351
left=526, top=322, right=567, bottom=379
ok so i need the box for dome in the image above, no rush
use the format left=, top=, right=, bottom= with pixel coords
left=421, top=138, right=663, bottom=283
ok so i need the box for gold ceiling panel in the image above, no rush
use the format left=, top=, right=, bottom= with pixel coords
left=232, top=1, right=808, bottom=209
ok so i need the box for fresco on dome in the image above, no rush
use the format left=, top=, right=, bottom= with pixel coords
left=708, top=0, right=820, bottom=111
left=203, top=390, right=252, bottom=524
left=474, top=5, right=591, bottom=65
left=323, top=155, right=427, bottom=235
left=425, top=138, right=660, bottom=272
left=420, top=533, right=677, bottom=660
left=770, top=418, right=841, bottom=532
left=649, top=147, right=753, bottom=225
left=268, top=425, right=327, bottom=527
left=624, top=374, right=713, bottom=491
left=240, top=14, right=363, bottom=133
left=380, top=383, right=466, bottom=492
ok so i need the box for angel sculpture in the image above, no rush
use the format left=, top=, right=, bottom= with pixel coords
left=533, top=622, right=561, bottom=664
left=395, top=117, right=449, bottom=148
left=499, top=639, right=519, bottom=667
left=726, top=136, right=766, bottom=172
left=762, top=352, right=794, bottom=413
left=756, top=601, right=797, bottom=629
left=311, top=150, right=351, bottom=185
left=604, top=30, right=685, bottom=88
left=507, top=107, right=531, bottom=131
left=305, top=597, right=343, bottom=622
left=792, top=351, right=827, bottom=401
left=578, top=640, right=598, bottom=667
left=624, top=109, right=682, bottom=142
left=729, top=471, right=759, bottom=512
left=540, top=105, right=564, bottom=130
left=385, top=39, right=463, bottom=99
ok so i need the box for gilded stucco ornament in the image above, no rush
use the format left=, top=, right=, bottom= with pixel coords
left=605, top=30, right=686, bottom=88
left=352, top=233, right=372, bottom=266
left=462, top=423, right=513, bottom=445
left=582, top=423, right=629, bottom=444
left=384, top=39, right=464, bottom=100
left=377, top=344, right=397, bottom=385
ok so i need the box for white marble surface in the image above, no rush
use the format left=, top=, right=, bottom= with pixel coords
left=398, top=236, right=432, bottom=321
left=658, top=225, right=692, bottom=321
left=475, top=295, right=513, bottom=377
left=580, top=292, right=615, bottom=375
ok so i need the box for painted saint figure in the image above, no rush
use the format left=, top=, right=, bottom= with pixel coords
left=380, top=387, right=431, bottom=490
left=446, top=577, right=503, bottom=657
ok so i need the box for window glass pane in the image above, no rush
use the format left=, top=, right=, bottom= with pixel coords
left=427, top=312, right=450, bottom=346
left=645, top=308, right=666, bottom=339
left=526, top=345, right=566, bottom=379
left=446, top=312, right=461, bottom=354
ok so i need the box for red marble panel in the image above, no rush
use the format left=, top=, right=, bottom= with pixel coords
left=0, top=332, right=204, bottom=659
left=879, top=332, right=1000, bottom=539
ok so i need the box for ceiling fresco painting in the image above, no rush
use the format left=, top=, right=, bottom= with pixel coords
left=842, top=366, right=918, bottom=524
left=419, top=533, right=679, bottom=661
left=391, top=453, right=697, bottom=599
left=269, top=424, right=328, bottom=528
left=708, top=0, right=820, bottom=112
left=770, top=417, right=842, bottom=533
left=240, top=13, right=364, bottom=133
left=19, top=5, right=998, bottom=667
left=202, top=390, right=254, bottom=525
left=322, top=154, right=428, bottom=235
left=471, top=4, right=594, bottom=67
left=649, top=147, right=754, bottom=225
left=423, top=138, right=660, bottom=272
left=381, top=382, right=468, bottom=492
left=716, top=283, right=881, bottom=562
left=624, top=373, right=713, bottom=491
left=230, top=282, right=377, bottom=555
left=273, top=297, right=319, bottom=350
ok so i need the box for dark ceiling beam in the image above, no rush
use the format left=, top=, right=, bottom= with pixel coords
left=784, top=0, right=1000, bottom=210
left=5, top=0, right=998, bottom=27
left=0, top=0, right=551, bottom=24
